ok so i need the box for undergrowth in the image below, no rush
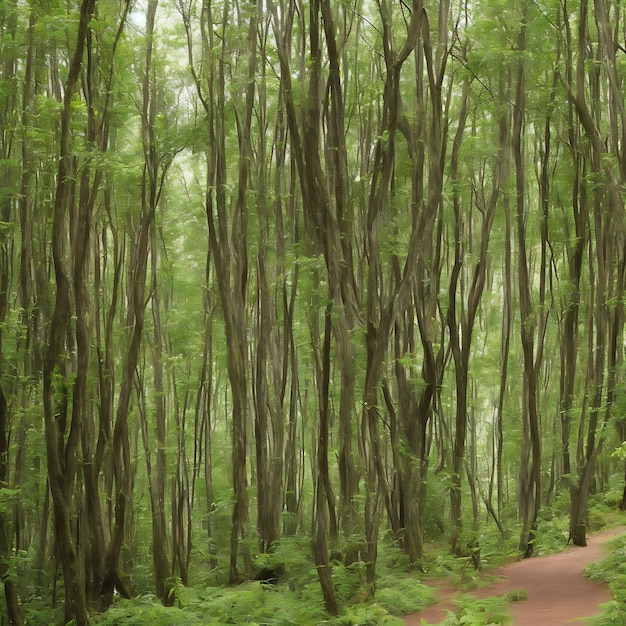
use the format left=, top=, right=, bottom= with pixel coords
left=75, top=511, right=626, bottom=625
left=585, top=531, right=626, bottom=626
left=88, top=577, right=427, bottom=625
left=89, top=532, right=436, bottom=626
left=417, top=591, right=523, bottom=625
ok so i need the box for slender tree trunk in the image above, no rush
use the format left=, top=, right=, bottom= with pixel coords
left=313, top=304, right=339, bottom=615
left=283, top=270, right=301, bottom=536
left=42, top=2, right=95, bottom=622
left=146, top=217, right=173, bottom=603
left=0, top=389, right=22, bottom=625
left=100, top=0, right=166, bottom=605
left=561, top=0, right=626, bottom=545
left=494, top=72, right=513, bottom=525
left=512, top=15, right=542, bottom=557
left=195, top=257, right=217, bottom=566
left=0, top=3, right=23, bottom=620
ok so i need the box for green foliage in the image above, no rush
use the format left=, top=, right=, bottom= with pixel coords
left=585, top=533, right=626, bottom=626
left=89, top=575, right=409, bottom=625
left=612, top=441, right=626, bottom=462
left=91, top=583, right=320, bottom=625
left=322, top=605, right=404, bottom=625
left=419, top=527, right=517, bottom=592
left=587, top=503, right=619, bottom=531
left=375, top=576, right=436, bottom=615
left=331, top=561, right=365, bottom=606
left=424, top=594, right=512, bottom=626
left=0, top=487, right=19, bottom=515
left=422, top=472, right=452, bottom=541
left=91, top=595, right=205, bottom=625
left=526, top=515, right=569, bottom=556
left=253, top=537, right=316, bottom=590
left=17, top=601, right=64, bottom=626
left=4, top=0, right=626, bottom=623
left=500, top=589, right=527, bottom=603
left=185, top=581, right=323, bottom=625
left=91, top=533, right=436, bottom=625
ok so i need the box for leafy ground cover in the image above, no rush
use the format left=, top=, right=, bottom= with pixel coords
left=29, top=504, right=612, bottom=625
left=585, top=532, right=626, bottom=625
left=84, top=519, right=542, bottom=625
left=88, top=534, right=437, bottom=626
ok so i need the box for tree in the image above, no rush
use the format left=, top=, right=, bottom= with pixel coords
left=0, top=1, right=24, bottom=621
left=511, top=7, right=543, bottom=558
left=42, top=2, right=98, bottom=622
left=183, top=0, right=258, bottom=582
left=560, top=0, right=626, bottom=547
left=3, top=0, right=626, bottom=621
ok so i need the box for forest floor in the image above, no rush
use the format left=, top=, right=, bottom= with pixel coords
left=402, top=525, right=625, bottom=625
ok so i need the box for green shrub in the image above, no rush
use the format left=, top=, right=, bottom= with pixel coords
left=500, top=589, right=527, bottom=603
left=375, top=576, right=436, bottom=615
left=585, top=532, right=626, bottom=626
left=426, top=594, right=512, bottom=626
left=322, top=604, right=404, bottom=625
left=91, top=595, right=205, bottom=625
left=526, top=516, right=569, bottom=556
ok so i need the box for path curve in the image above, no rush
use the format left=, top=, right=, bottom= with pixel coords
left=402, top=526, right=624, bottom=625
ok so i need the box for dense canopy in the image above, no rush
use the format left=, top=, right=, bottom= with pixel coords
left=0, top=0, right=626, bottom=623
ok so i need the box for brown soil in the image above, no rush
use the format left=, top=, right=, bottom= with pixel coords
left=402, top=526, right=625, bottom=625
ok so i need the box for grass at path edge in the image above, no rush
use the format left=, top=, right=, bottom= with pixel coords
left=585, top=530, right=626, bottom=625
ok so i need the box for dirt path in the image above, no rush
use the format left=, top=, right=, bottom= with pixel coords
left=402, top=526, right=625, bottom=625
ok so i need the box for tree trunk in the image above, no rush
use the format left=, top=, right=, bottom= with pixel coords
left=138, top=367, right=173, bottom=604
left=312, top=303, right=339, bottom=615
left=196, top=267, right=218, bottom=567
left=569, top=478, right=591, bottom=547
left=0, top=386, right=23, bottom=625
left=146, top=216, right=173, bottom=603
left=560, top=0, right=626, bottom=546
left=0, top=6, right=23, bottom=618
left=512, top=14, right=542, bottom=557
left=42, top=1, right=96, bottom=622
left=100, top=0, right=163, bottom=606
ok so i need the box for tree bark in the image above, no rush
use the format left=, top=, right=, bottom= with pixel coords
left=42, top=1, right=96, bottom=622
left=100, top=0, right=166, bottom=606
left=512, top=15, right=542, bottom=558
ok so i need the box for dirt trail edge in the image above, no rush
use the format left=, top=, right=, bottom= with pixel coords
left=402, top=526, right=625, bottom=625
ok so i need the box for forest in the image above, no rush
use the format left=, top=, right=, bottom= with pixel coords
left=1, top=0, right=626, bottom=623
